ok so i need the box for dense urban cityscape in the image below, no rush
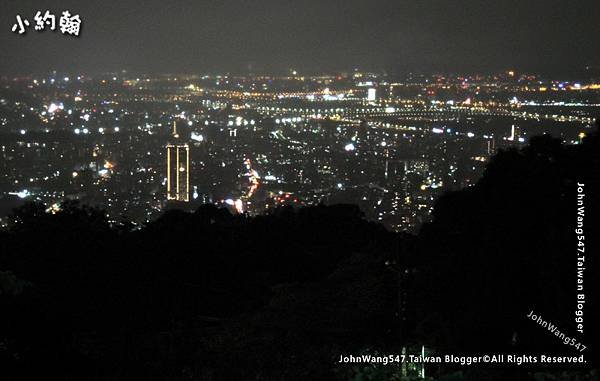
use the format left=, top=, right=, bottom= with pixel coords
left=1, top=70, right=598, bottom=231
left=2, top=0, right=600, bottom=378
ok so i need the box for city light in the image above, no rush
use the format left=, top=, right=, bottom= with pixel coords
left=0, top=69, right=593, bottom=234
left=367, top=88, right=376, bottom=101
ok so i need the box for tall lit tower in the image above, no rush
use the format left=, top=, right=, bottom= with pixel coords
left=166, top=121, right=190, bottom=202
left=367, top=88, right=376, bottom=101
left=508, top=124, right=521, bottom=142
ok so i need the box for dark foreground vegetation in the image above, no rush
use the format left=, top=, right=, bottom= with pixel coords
left=1, top=128, right=599, bottom=380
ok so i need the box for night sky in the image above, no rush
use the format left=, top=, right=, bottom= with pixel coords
left=1, top=0, right=599, bottom=75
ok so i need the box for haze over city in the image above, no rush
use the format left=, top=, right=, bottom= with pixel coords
left=2, top=0, right=600, bottom=75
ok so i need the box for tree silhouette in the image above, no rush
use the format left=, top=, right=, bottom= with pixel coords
left=412, top=126, right=599, bottom=367
left=0, top=124, right=598, bottom=380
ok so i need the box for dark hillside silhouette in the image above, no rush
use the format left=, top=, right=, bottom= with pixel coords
left=1, top=126, right=598, bottom=380
left=413, top=129, right=599, bottom=364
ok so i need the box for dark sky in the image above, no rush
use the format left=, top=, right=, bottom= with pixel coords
left=1, top=0, right=599, bottom=75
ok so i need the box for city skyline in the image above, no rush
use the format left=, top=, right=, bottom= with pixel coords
left=0, top=69, right=596, bottom=232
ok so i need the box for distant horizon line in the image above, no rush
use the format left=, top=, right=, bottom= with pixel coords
left=2, top=66, right=599, bottom=80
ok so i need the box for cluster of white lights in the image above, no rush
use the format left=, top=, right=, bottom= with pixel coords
left=224, top=198, right=244, bottom=213
left=275, top=117, right=303, bottom=124
left=47, top=102, right=64, bottom=114
left=191, top=132, right=204, bottom=142
left=227, top=118, right=255, bottom=127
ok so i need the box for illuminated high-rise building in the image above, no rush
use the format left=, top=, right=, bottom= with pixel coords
left=166, top=121, right=190, bottom=202
left=508, top=124, right=522, bottom=142
left=367, top=88, right=376, bottom=101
